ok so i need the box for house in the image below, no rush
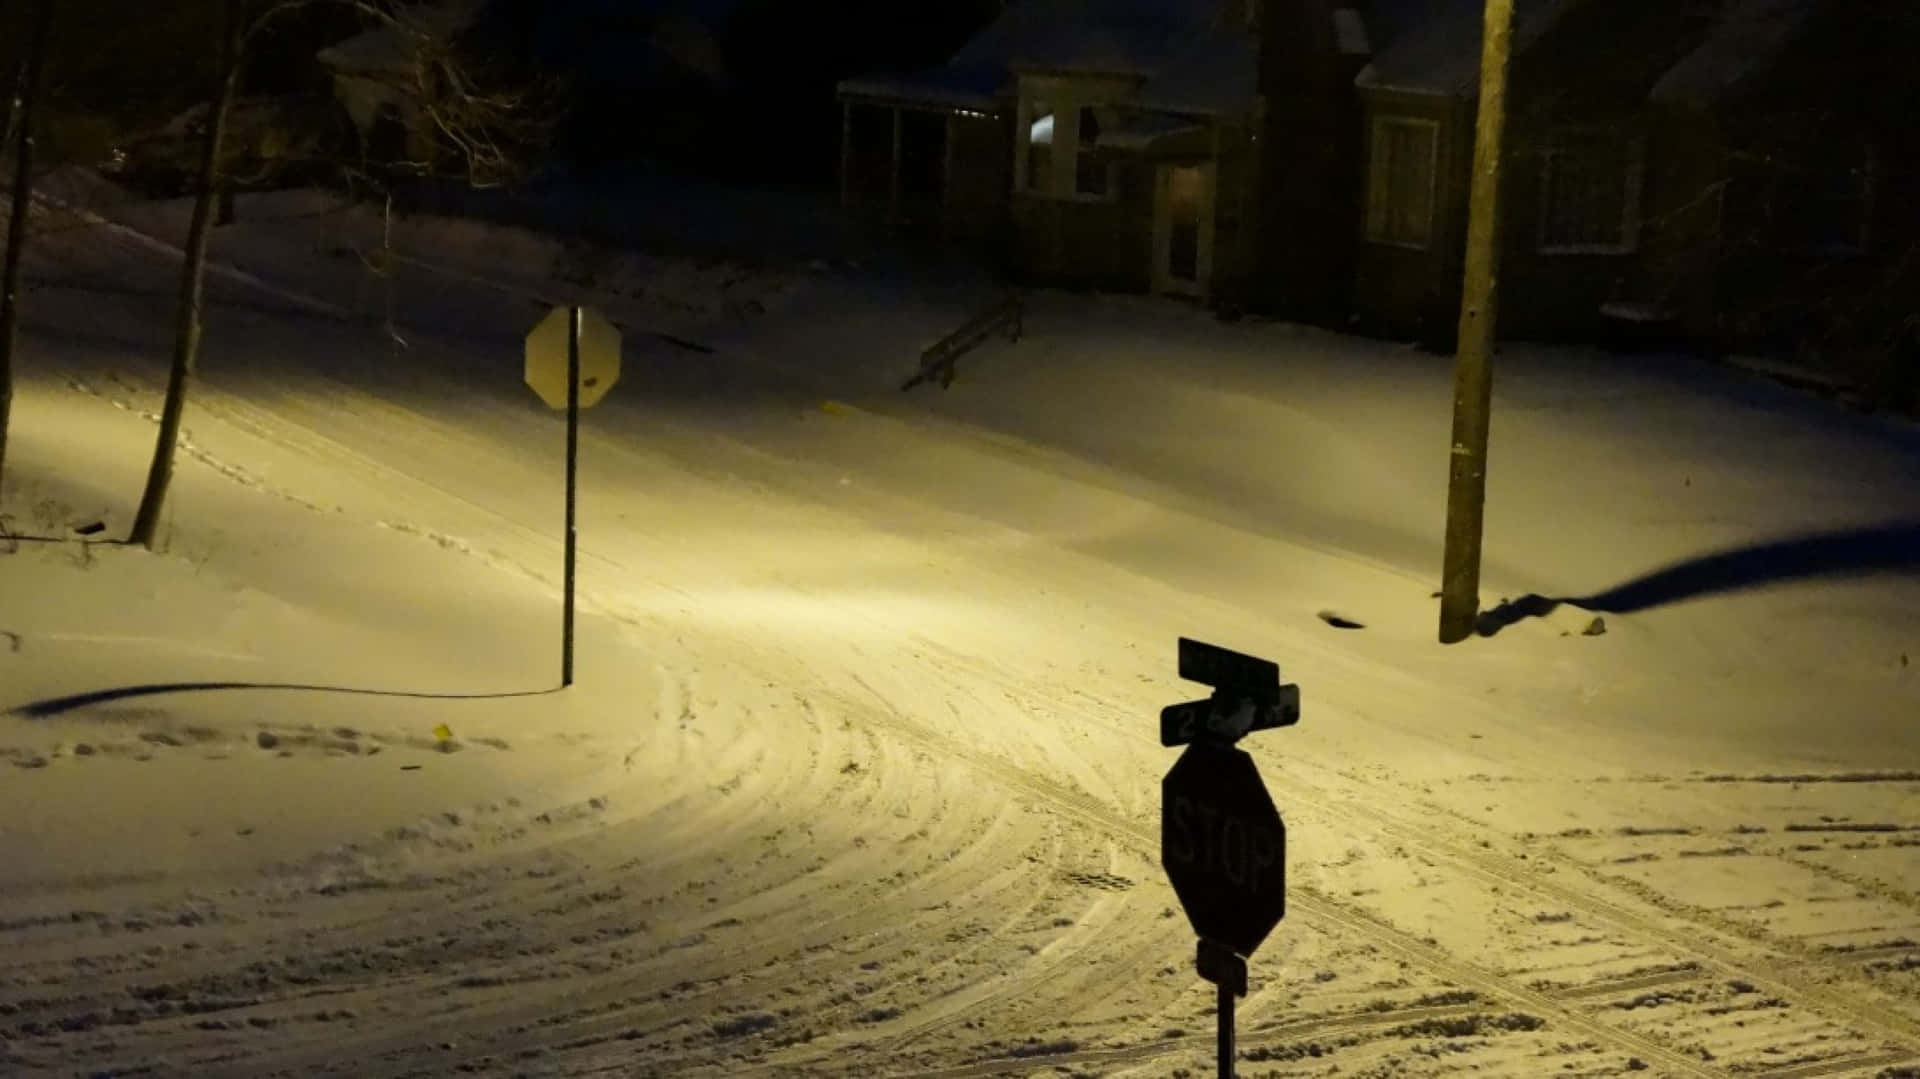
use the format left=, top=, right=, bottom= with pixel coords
left=1348, top=0, right=1918, bottom=355
left=1641, top=0, right=1919, bottom=360
left=843, top=0, right=1918, bottom=368
left=836, top=0, right=1371, bottom=317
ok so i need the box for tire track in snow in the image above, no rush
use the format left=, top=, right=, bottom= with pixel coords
left=896, top=628, right=1919, bottom=1071
left=321, top=762, right=1044, bottom=1075
left=753, top=676, right=1730, bottom=1077
left=522, top=813, right=1068, bottom=1076
left=865, top=974, right=1914, bottom=1079
left=1, top=678, right=708, bottom=1068
left=1291, top=773, right=1920, bottom=1053
left=445, top=716, right=1050, bottom=1065
left=829, top=836, right=1146, bottom=1062
left=189, top=675, right=1021, bottom=1067
left=184, top=703, right=824, bottom=1073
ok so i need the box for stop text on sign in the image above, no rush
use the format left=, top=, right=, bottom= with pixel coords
left=1164, top=794, right=1282, bottom=894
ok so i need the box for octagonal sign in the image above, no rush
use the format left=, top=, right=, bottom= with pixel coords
left=525, top=305, right=621, bottom=410
left=1162, top=742, right=1286, bottom=958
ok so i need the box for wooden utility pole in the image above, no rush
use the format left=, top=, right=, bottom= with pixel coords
left=0, top=0, right=57, bottom=505
left=1438, top=0, right=1515, bottom=644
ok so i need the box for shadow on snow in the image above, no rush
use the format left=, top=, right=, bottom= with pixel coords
left=1476, top=520, right=1920, bottom=636
left=9, top=681, right=557, bottom=719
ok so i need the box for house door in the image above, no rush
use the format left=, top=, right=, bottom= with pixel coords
left=1153, top=162, right=1214, bottom=297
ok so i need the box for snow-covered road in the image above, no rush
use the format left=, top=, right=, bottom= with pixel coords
left=2, top=183, right=1916, bottom=1077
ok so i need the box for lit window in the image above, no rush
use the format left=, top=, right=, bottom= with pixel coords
left=1027, top=102, right=1054, bottom=193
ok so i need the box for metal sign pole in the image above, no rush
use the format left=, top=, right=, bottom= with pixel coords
left=1162, top=639, right=1299, bottom=1079
left=562, top=305, right=581, bottom=687
left=1216, top=978, right=1234, bottom=1079
left=1196, top=938, right=1246, bottom=1079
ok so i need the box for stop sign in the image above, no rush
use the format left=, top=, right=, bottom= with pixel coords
left=1162, top=742, right=1287, bottom=957
left=525, top=305, right=621, bottom=410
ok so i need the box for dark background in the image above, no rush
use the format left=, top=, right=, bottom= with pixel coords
left=0, top=0, right=1005, bottom=189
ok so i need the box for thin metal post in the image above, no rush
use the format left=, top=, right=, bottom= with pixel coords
left=889, top=106, right=903, bottom=223
left=840, top=100, right=854, bottom=210
left=562, top=306, right=581, bottom=687
left=1217, top=979, right=1234, bottom=1079
left=942, top=109, right=957, bottom=237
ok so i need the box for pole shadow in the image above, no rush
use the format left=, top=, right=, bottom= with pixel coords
left=1475, top=520, right=1920, bottom=637
left=10, top=681, right=559, bottom=720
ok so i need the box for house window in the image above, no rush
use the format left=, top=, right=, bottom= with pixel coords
left=1026, top=101, right=1055, bottom=193
left=1365, top=116, right=1438, bottom=249
left=1537, top=128, right=1643, bottom=254
left=1020, top=92, right=1113, bottom=200
left=1770, top=143, right=1874, bottom=255
left=1074, top=106, right=1109, bottom=196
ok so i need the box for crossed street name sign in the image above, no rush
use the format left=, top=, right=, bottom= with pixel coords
left=1157, top=637, right=1301, bottom=1079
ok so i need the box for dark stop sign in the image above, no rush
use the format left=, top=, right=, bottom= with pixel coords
left=1161, top=742, right=1287, bottom=958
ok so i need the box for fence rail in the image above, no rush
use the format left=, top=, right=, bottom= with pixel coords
left=902, top=292, right=1023, bottom=391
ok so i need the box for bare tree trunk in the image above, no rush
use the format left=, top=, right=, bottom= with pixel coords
left=0, top=0, right=57, bottom=510
left=129, top=0, right=244, bottom=550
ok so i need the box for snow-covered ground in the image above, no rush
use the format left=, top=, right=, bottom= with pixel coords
left=2, top=175, right=1917, bottom=1078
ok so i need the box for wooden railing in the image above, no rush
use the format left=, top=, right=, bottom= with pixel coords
left=902, top=292, right=1023, bottom=391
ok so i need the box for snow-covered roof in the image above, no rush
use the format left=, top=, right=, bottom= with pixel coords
left=951, top=0, right=1205, bottom=76
left=315, top=0, right=481, bottom=76
left=839, top=0, right=1266, bottom=121
left=1355, top=0, right=1593, bottom=96
left=1135, top=25, right=1258, bottom=116
left=835, top=65, right=1008, bottom=112
left=1648, top=0, right=1824, bottom=106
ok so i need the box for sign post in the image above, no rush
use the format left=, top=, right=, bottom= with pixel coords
left=1159, top=637, right=1300, bottom=1079
left=563, top=308, right=581, bottom=687
left=525, top=304, right=621, bottom=687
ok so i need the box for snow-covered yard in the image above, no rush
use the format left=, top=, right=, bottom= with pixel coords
left=2, top=177, right=1917, bottom=1078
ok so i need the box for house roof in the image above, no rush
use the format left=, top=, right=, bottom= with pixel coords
left=1354, top=0, right=1593, bottom=96
left=1135, top=25, right=1259, bottom=115
left=837, top=0, right=1265, bottom=118
left=951, top=0, right=1206, bottom=77
left=836, top=65, right=1007, bottom=112
left=1647, top=0, right=1824, bottom=106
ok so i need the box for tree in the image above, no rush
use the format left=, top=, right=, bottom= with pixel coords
left=127, top=0, right=559, bottom=550
left=126, top=0, right=245, bottom=550
left=0, top=0, right=55, bottom=512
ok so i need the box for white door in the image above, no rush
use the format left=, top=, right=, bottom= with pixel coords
left=1153, top=162, right=1215, bottom=298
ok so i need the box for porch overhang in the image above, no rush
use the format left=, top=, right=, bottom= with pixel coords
left=1097, top=112, right=1210, bottom=156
